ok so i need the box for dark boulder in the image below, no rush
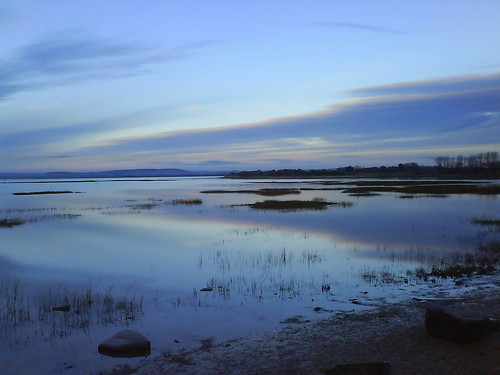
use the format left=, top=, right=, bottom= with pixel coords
left=425, top=307, right=499, bottom=343
left=324, top=362, right=391, bottom=375
left=98, top=329, right=151, bottom=358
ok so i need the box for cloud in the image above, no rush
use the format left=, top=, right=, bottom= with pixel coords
left=196, top=160, right=243, bottom=166
left=350, top=72, right=500, bottom=97
left=3, top=73, right=499, bottom=171
left=64, top=73, right=499, bottom=168
left=0, top=104, right=182, bottom=151
left=0, top=33, right=220, bottom=101
left=311, top=21, right=404, bottom=34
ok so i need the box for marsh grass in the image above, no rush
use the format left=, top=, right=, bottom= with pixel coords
left=13, top=191, right=77, bottom=195
left=0, top=219, right=27, bottom=228
left=0, top=214, right=80, bottom=228
left=126, top=203, right=159, bottom=210
left=195, top=248, right=327, bottom=302
left=0, top=281, right=143, bottom=347
left=237, top=199, right=353, bottom=211
left=348, top=192, right=381, bottom=197
left=396, top=194, right=450, bottom=199
left=168, top=199, right=203, bottom=205
left=360, top=241, right=499, bottom=285
left=201, top=188, right=301, bottom=196
left=471, top=217, right=500, bottom=230
left=342, top=180, right=479, bottom=187
left=343, top=184, right=500, bottom=195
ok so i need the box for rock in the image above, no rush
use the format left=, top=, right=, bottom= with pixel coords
left=324, top=362, right=391, bottom=375
left=52, top=304, right=70, bottom=312
left=98, top=329, right=151, bottom=358
left=425, top=307, right=499, bottom=343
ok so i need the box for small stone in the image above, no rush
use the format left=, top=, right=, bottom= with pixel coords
left=425, top=307, right=499, bottom=343
left=324, top=362, right=391, bottom=375
left=98, top=329, right=151, bottom=358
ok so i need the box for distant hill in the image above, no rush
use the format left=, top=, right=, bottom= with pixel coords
left=0, top=168, right=229, bottom=179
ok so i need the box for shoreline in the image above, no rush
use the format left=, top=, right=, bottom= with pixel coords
left=98, top=276, right=499, bottom=375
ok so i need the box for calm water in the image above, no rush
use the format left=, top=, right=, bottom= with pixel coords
left=0, top=177, right=498, bottom=374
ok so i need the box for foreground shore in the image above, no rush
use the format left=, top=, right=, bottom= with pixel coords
left=97, top=277, right=499, bottom=375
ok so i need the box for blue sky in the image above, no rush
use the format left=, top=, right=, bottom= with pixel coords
left=1, top=1, right=499, bottom=172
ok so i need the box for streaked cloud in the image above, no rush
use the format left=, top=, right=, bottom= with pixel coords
left=350, top=72, right=500, bottom=97
left=0, top=33, right=220, bottom=100
left=2, top=72, right=498, bottom=171
left=54, top=73, right=498, bottom=169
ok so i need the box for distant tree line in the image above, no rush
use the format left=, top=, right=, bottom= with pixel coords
left=435, top=152, right=499, bottom=170
left=225, top=152, right=499, bottom=179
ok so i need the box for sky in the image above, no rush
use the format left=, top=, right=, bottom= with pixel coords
left=1, top=1, right=499, bottom=172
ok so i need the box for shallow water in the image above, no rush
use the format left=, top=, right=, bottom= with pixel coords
left=0, top=177, right=498, bottom=374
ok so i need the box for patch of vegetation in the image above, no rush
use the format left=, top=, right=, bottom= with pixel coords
left=471, top=217, right=500, bottom=228
left=125, top=203, right=159, bottom=210
left=13, top=191, right=77, bottom=195
left=416, top=242, right=499, bottom=280
left=1, top=281, right=144, bottom=345
left=238, top=199, right=353, bottom=211
left=0, top=219, right=27, bottom=228
left=342, top=180, right=479, bottom=187
left=299, top=187, right=344, bottom=191
left=398, top=194, right=449, bottom=199
left=168, top=199, right=203, bottom=205
left=201, top=188, right=301, bottom=196
left=360, top=241, right=499, bottom=286
left=348, top=192, right=381, bottom=197
left=343, top=184, right=500, bottom=196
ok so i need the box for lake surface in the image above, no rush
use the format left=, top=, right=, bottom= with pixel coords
left=0, top=177, right=498, bottom=374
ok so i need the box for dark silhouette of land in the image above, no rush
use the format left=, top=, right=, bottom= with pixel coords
left=226, top=152, right=499, bottom=179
